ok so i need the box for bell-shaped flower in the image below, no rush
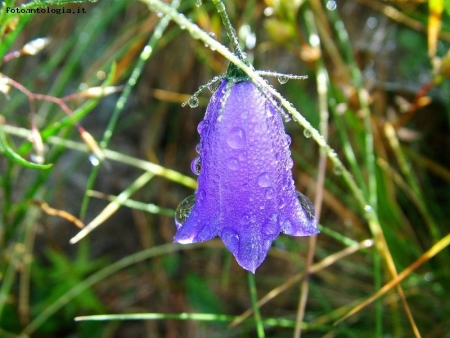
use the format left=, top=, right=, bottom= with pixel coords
left=174, top=75, right=318, bottom=273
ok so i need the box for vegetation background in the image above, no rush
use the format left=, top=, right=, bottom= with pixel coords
left=0, top=0, right=449, bottom=337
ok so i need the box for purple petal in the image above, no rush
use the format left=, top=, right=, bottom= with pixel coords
left=174, top=80, right=319, bottom=273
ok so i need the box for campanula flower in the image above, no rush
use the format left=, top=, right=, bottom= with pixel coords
left=175, top=71, right=318, bottom=273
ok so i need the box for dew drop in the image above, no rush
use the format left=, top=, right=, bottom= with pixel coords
left=195, top=143, right=201, bottom=153
left=207, top=81, right=219, bottom=93
left=195, top=0, right=202, bottom=7
left=263, top=214, right=280, bottom=235
left=189, top=28, right=200, bottom=39
left=364, top=205, right=373, bottom=213
left=257, top=172, right=272, bottom=187
left=89, top=154, right=100, bottom=166
left=215, top=1, right=226, bottom=12
left=226, top=127, right=246, bottom=149
left=333, top=165, right=342, bottom=175
left=254, top=122, right=268, bottom=134
left=220, top=227, right=240, bottom=253
left=278, top=75, right=289, bottom=84
left=188, top=96, right=199, bottom=108
left=296, top=191, right=315, bottom=221
left=197, top=189, right=206, bottom=202
left=278, top=196, right=287, bottom=209
left=175, top=195, right=196, bottom=228
left=265, top=187, right=275, bottom=199
left=303, top=129, right=312, bottom=138
left=326, top=0, right=337, bottom=10
left=190, top=156, right=201, bottom=175
left=240, top=213, right=251, bottom=225
left=156, top=11, right=163, bottom=17
left=285, top=134, right=292, bottom=146
left=227, top=157, right=240, bottom=170
left=197, top=120, right=209, bottom=134
left=287, top=157, right=294, bottom=169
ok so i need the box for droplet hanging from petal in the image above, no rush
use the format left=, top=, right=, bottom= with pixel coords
left=175, top=195, right=196, bottom=229
left=296, top=191, right=315, bottom=221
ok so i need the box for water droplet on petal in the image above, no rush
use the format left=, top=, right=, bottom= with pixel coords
left=265, top=187, right=275, bottom=199
left=278, top=196, right=287, bottom=209
left=257, top=172, right=272, bottom=187
left=287, top=158, right=294, bottom=169
left=240, top=213, right=251, bottom=225
left=220, top=227, right=240, bottom=254
left=285, top=134, right=291, bottom=146
left=254, top=122, right=268, bottom=134
left=303, top=129, right=312, bottom=138
left=227, top=157, right=240, bottom=170
left=195, top=143, right=201, bottom=153
left=188, top=96, right=199, bottom=108
left=263, top=214, right=280, bottom=235
left=190, top=156, right=201, bottom=175
left=175, top=195, right=196, bottom=228
left=278, top=75, right=289, bottom=84
left=227, top=127, right=246, bottom=149
left=197, top=120, right=209, bottom=134
left=296, top=191, right=315, bottom=221
left=197, top=189, right=206, bottom=202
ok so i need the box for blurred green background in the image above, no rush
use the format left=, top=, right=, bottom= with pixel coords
left=0, top=0, right=449, bottom=337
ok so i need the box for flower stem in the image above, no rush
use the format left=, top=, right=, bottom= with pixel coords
left=211, top=0, right=245, bottom=61
left=247, top=273, right=265, bottom=338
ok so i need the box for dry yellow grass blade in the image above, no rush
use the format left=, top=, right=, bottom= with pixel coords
left=428, top=0, right=443, bottom=58
left=30, top=200, right=84, bottom=229
left=335, top=232, right=450, bottom=325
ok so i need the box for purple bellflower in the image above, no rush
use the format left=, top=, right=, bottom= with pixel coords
left=175, top=67, right=319, bottom=273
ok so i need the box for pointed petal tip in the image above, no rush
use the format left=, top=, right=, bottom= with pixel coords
left=173, top=236, right=195, bottom=245
left=237, top=259, right=258, bottom=274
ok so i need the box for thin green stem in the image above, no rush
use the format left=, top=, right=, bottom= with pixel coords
left=75, top=312, right=305, bottom=329
left=211, top=0, right=245, bottom=60
left=247, top=273, right=265, bottom=338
